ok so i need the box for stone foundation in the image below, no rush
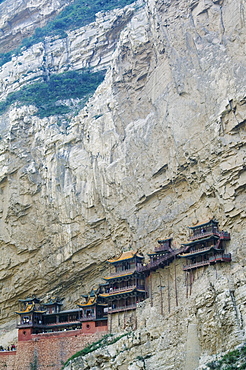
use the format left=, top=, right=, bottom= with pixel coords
left=2, top=326, right=107, bottom=370
left=0, top=351, right=16, bottom=370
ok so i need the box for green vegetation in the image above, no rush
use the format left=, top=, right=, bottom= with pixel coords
left=207, top=345, right=246, bottom=370
left=0, top=69, right=106, bottom=118
left=0, top=0, right=136, bottom=67
left=30, top=354, right=38, bottom=370
left=61, top=332, right=128, bottom=369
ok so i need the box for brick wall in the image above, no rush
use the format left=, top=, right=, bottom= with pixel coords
left=15, top=328, right=107, bottom=370
left=0, top=351, right=16, bottom=370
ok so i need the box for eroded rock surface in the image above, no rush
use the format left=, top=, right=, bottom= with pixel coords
left=0, top=0, right=71, bottom=53
left=0, top=0, right=245, bottom=368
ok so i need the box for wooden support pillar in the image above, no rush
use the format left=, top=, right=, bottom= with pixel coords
left=189, top=270, right=192, bottom=296
left=109, top=313, right=112, bottom=334
left=158, top=272, right=164, bottom=316
left=160, top=282, right=163, bottom=316
left=150, top=273, right=153, bottom=307
left=174, top=261, right=178, bottom=307
left=167, top=269, right=170, bottom=313
left=186, top=271, right=188, bottom=299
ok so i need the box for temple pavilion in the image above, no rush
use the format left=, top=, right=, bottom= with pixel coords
left=179, top=219, right=231, bottom=270
left=77, top=289, right=108, bottom=327
left=15, top=297, right=46, bottom=339
left=99, top=251, right=147, bottom=313
left=16, top=297, right=82, bottom=338
left=16, top=297, right=45, bottom=327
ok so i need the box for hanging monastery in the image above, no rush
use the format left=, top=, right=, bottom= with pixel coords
left=0, top=220, right=231, bottom=370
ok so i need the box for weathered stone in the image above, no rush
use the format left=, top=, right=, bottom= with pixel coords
left=0, top=0, right=71, bottom=53
left=0, top=0, right=245, bottom=369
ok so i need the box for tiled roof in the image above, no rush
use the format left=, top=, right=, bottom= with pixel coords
left=78, top=297, right=96, bottom=307
left=107, top=251, right=143, bottom=263
left=188, top=219, right=218, bottom=229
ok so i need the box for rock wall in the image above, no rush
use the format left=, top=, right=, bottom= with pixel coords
left=0, top=0, right=245, bottom=367
left=0, top=4, right=136, bottom=99
left=0, top=0, right=71, bottom=53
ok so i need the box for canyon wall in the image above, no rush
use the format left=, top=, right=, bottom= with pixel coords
left=0, top=0, right=71, bottom=53
left=0, top=0, right=245, bottom=368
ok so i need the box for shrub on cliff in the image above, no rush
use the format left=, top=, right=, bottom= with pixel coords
left=61, top=332, right=128, bottom=369
left=0, top=69, right=106, bottom=118
left=0, top=0, right=136, bottom=67
left=207, top=344, right=246, bottom=369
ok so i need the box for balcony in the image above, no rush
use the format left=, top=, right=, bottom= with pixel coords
left=108, top=304, right=137, bottom=313
left=189, top=230, right=230, bottom=241
left=80, top=315, right=96, bottom=321
left=106, top=285, right=145, bottom=296
left=183, top=253, right=231, bottom=270
left=209, top=253, right=231, bottom=263
left=17, top=322, right=44, bottom=328
left=183, top=260, right=210, bottom=270
left=218, top=231, right=231, bottom=240
left=181, top=245, right=222, bottom=257
left=45, top=320, right=80, bottom=326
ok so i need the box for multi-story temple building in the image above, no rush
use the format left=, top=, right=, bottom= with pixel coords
left=15, top=297, right=82, bottom=340
left=15, top=297, right=46, bottom=340
left=15, top=220, right=231, bottom=340
left=178, top=219, right=231, bottom=271
left=99, top=251, right=147, bottom=313
left=77, top=289, right=108, bottom=331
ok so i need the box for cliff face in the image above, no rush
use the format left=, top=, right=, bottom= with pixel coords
left=0, top=0, right=245, bottom=367
left=0, top=0, right=71, bottom=53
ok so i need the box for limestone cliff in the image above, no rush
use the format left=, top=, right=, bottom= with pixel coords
left=0, top=0, right=71, bottom=53
left=0, top=0, right=245, bottom=368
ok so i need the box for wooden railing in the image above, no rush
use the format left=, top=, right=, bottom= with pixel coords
left=108, top=304, right=137, bottom=313
left=183, top=253, right=231, bottom=270
left=17, top=322, right=44, bottom=328
left=80, top=316, right=96, bottom=321
left=106, top=285, right=145, bottom=295
left=108, top=285, right=136, bottom=294
left=45, top=320, right=80, bottom=326
left=137, top=248, right=185, bottom=273
left=106, top=268, right=136, bottom=278
left=183, top=260, right=210, bottom=270
left=181, top=245, right=222, bottom=256
left=189, top=230, right=230, bottom=241
left=209, top=253, right=231, bottom=262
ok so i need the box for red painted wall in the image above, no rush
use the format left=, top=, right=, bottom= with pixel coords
left=18, top=327, right=33, bottom=341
